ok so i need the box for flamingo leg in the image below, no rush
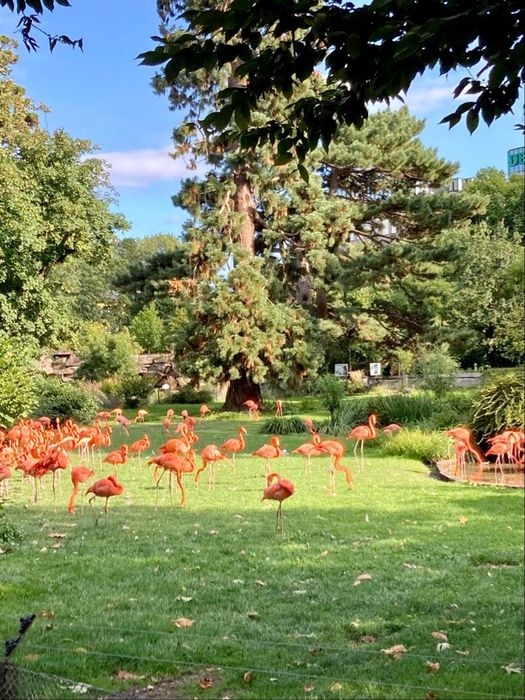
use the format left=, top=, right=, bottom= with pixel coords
left=232, top=453, right=236, bottom=476
left=360, top=440, right=365, bottom=470
left=175, top=471, right=186, bottom=507
left=104, top=497, right=109, bottom=527
left=168, top=471, right=173, bottom=506
left=305, top=455, right=311, bottom=477
left=353, top=441, right=360, bottom=470
left=275, top=502, right=283, bottom=533
left=52, top=472, right=57, bottom=512
left=88, top=494, right=98, bottom=526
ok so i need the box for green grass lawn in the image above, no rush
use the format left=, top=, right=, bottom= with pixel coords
left=1, top=408, right=524, bottom=699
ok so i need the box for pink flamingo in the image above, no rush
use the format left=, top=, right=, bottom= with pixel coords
left=194, top=444, right=229, bottom=489
left=252, top=436, right=283, bottom=476
left=292, top=434, right=324, bottom=476
left=347, top=414, right=378, bottom=470
left=317, top=437, right=353, bottom=494
left=262, top=472, right=295, bottom=534
left=220, top=426, right=247, bottom=473
left=86, top=475, right=125, bottom=526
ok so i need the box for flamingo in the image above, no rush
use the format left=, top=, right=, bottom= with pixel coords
left=292, top=434, right=324, bottom=475
left=86, top=475, right=124, bottom=526
left=102, top=445, right=129, bottom=473
left=161, top=417, right=172, bottom=437
left=453, top=439, right=468, bottom=479
left=382, top=423, right=402, bottom=434
left=262, top=473, right=295, bottom=534
left=129, top=434, right=151, bottom=467
left=68, top=466, right=95, bottom=514
left=446, top=427, right=484, bottom=478
left=252, top=436, right=283, bottom=476
left=115, top=414, right=132, bottom=436
left=317, top=436, right=353, bottom=495
left=0, top=464, right=11, bottom=498
left=347, top=414, right=378, bottom=470
left=148, top=451, right=196, bottom=507
left=220, top=426, right=247, bottom=473
left=485, top=442, right=509, bottom=484
left=135, top=409, right=149, bottom=423
left=199, top=404, right=212, bottom=418
left=274, top=400, right=283, bottom=417
left=194, top=444, right=229, bottom=489
left=244, top=400, right=260, bottom=420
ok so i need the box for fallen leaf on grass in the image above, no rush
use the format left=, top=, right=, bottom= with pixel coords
left=501, top=663, right=522, bottom=674
left=112, top=670, right=144, bottom=680
left=431, top=631, right=448, bottom=641
left=171, top=617, right=194, bottom=628
left=50, top=543, right=63, bottom=549
left=24, top=654, right=40, bottom=662
left=330, top=683, right=343, bottom=693
left=39, top=547, right=48, bottom=553
left=304, top=684, right=315, bottom=692
left=247, top=611, right=260, bottom=620
left=0, top=547, right=12, bottom=555
left=353, top=573, right=372, bottom=586
left=48, top=532, right=66, bottom=538
left=199, top=677, right=214, bottom=689
left=243, top=672, right=253, bottom=683
left=455, top=650, right=470, bottom=656
left=38, top=610, right=55, bottom=619
left=75, top=647, right=88, bottom=654
left=426, top=693, right=437, bottom=700
left=175, top=596, right=193, bottom=602
left=360, top=635, right=377, bottom=644
left=254, top=580, right=267, bottom=587
left=381, top=644, right=407, bottom=658
left=458, top=516, right=468, bottom=524
left=402, top=563, right=418, bottom=569
left=321, top=550, right=329, bottom=557
left=437, top=642, right=452, bottom=652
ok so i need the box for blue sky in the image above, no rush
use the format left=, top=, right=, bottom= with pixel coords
left=1, top=1, right=522, bottom=239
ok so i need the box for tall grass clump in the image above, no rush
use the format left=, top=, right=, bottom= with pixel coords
left=259, top=416, right=307, bottom=434
left=471, top=370, right=524, bottom=439
left=382, top=428, right=449, bottom=464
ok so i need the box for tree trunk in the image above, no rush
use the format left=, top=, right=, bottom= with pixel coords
left=232, top=168, right=256, bottom=254
left=222, top=375, right=263, bottom=412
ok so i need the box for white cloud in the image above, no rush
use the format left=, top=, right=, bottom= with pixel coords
left=98, top=146, right=203, bottom=187
left=368, top=77, right=467, bottom=116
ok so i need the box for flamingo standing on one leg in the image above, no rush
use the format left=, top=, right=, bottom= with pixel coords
left=68, top=466, right=95, bottom=514
left=86, top=475, right=124, bottom=526
left=252, top=436, right=283, bottom=476
left=220, top=426, right=247, bottom=474
left=262, top=472, right=295, bottom=534
left=317, top=436, right=353, bottom=495
left=347, top=414, right=378, bottom=470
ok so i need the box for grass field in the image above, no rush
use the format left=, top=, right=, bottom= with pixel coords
left=1, top=407, right=524, bottom=699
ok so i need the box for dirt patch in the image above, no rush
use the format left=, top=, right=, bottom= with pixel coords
left=105, top=670, right=225, bottom=700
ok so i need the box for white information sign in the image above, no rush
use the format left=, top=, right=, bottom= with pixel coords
left=369, top=362, right=382, bottom=377
left=334, top=364, right=349, bottom=377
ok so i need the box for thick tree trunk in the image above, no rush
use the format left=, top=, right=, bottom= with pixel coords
left=232, top=168, right=256, bottom=254
left=222, top=376, right=263, bottom=412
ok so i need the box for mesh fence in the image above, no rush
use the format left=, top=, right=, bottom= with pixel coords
left=0, top=662, right=108, bottom=700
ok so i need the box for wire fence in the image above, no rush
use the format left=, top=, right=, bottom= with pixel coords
left=0, top=662, right=105, bottom=700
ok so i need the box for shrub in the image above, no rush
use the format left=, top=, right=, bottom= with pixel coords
left=33, top=376, right=101, bottom=424
left=259, top=416, right=307, bottom=435
left=316, top=375, right=346, bottom=419
left=77, top=328, right=139, bottom=381
left=323, top=401, right=370, bottom=436
left=368, top=393, right=437, bottom=426
left=0, top=333, right=37, bottom=426
left=425, top=392, right=477, bottom=430
left=346, top=370, right=368, bottom=395
left=0, top=503, right=22, bottom=545
left=171, top=385, right=214, bottom=404
left=115, top=375, right=155, bottom=408
left=382, top=428, right=449, bottom=464
left=416, top=345, right=460, bottom=396
left=470, top=371, right=524, bottom=440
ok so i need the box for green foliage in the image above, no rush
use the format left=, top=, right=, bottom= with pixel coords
left=382, top=428, right=449, bottom=464
left=171, top=385, right=213, bottom=405
left=466, top=168, right=524, bottom=239
left=33, top=376, right=101, bottom=424
left=77, top=327, right=139, bottom=381
left=130, top=302, right=170, bottom=353
left=144, top=1, right=522, bottom=157
left=0, top=40, right=127, bottom=344
left=113, top=375, right=155, bottom=409
left=0, top=503, right=21, bottom=545
left=316, top=375, right=346, bottom=420
left=0, top=333, right=37, bottom=426
left=259, top=416, right=306, bottom=435
left=416, top=345, right=460, bottom=396
left=470, top=371, right=525, bottom=439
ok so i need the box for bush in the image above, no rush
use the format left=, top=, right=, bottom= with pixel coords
left=381, top=428, right=449, bottom=465
left=316, top=375, right=346, bottom=419
left=114, top=375, right=155, bottom=408
left=323, top=401, right=370, bottom=436
left=33, top=376, right=101, bottom=424
left=77, top=328, right=139, bottom=381
left=171, top=385, right=214, bottom=404
left=425, top=392, right=476, bottom=430
left=346, top=370, right=368, bottom=395
left=259, top=416, right=307, bottom=435
left=0, top=333, right=37, bottom=426
left=416, top=345, right=460, bottom=396
left=470, top=371, right=524, bottom=440
left=0, top=504, right=22, bottom=545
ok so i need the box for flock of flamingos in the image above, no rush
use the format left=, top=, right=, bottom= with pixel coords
left=1, top=399, right=523, bottom=532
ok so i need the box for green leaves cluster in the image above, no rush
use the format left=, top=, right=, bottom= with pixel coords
left=0, top=333, right=37, bottom=426
left=471, top=371, right=525, bottom=439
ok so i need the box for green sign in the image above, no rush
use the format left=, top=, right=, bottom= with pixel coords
left=507, top=147, right=525, bottom=174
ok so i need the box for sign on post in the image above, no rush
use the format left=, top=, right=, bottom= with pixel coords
left=369, top=362, right=382, bottom=377
left=334, top=364, right=349, bottom=377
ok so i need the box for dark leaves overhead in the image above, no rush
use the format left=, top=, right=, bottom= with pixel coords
left=139, top=0, right=525, bottom=160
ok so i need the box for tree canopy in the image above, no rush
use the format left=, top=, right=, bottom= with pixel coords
left=140, top=0, right=524, bottom=162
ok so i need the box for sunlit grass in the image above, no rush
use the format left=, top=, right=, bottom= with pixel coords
left=1, top=409, right=523, bottom=699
